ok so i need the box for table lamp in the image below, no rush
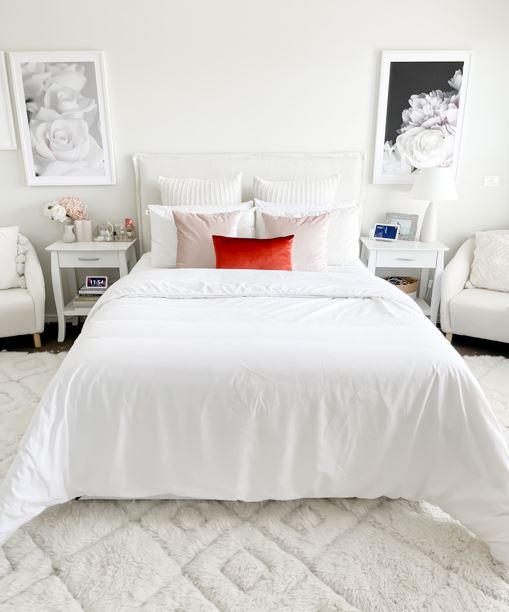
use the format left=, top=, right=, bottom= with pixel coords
left=410, top=167, right=458, bottom=242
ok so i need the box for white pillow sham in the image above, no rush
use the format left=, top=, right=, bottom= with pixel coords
left=253, top=174, right=339, bottom=205
left=467, top=231, right=509, bottom=292
left=149, top=203, right=254, bottom=268
left=255, top=200, right=360, bottom=265
left=158, top=173, right=242, bottom=206
left=0, top=226, right=21, bottom=290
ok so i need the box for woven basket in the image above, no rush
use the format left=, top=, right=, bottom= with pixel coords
left=385, top=276, right=419, bottom=295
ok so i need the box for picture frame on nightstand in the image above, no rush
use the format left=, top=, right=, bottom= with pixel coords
left=385, top=212, right=419, bottom=241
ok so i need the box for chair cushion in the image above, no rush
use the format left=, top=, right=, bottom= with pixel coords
left=450, top=288, right=509, bottom=343
left=0, top=226, right=20, bottom=290
left=0, top=288, right=36, bottom=338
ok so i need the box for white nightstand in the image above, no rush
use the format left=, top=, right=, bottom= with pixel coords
left=46, top=240, right=137, bottom=342
left=360, top=237, right=449, bottom=325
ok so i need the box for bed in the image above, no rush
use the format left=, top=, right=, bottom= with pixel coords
left=1, top=153, right=509, bottom=566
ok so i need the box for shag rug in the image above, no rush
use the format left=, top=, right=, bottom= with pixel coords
left=1, top=352, right=509, bottom=611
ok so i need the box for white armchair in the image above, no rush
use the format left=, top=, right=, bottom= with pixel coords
left=0, top=237, right=45, bottom=347
left=441, top=231, right=509, bottom=344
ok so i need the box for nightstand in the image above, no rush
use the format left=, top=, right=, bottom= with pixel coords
left=360, top=237, right=449, bottom=325
left=46, top=240, right=137, bottom=342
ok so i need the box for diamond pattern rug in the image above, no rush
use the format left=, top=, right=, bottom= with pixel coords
left=1, top=351, right=509, bottom=611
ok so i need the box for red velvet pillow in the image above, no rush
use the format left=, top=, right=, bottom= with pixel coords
left=212, top=235, right=294, bottom=270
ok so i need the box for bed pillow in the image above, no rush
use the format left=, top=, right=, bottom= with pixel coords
left=253, top=174, right=339, bottom=205
left=213, top=235, right=294, bottom=270
left=173, top=210, right=242, bottom=268
left=0, top=226, right=21, bottom=290
left=158, top=173, right=242, bottom=206
left=149, top=203, right=254, bottom=268
left=258, top=212, right=329, bottom=272
left=467, top=231, right=509, bottom=292
left=255, top=200, right=360, bottom=265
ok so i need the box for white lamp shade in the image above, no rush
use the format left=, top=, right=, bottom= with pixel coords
left=410, top=167, right=458, bottom=201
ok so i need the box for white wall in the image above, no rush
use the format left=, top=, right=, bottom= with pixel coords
left=0, top=0, right=508, bottom=315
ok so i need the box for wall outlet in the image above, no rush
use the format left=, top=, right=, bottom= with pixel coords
left=484, top=175, right=500, bottom=187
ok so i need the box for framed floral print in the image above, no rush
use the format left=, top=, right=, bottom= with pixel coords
left=10, top=51, right=115, bottom=186
left=0, top=52, right=16, bottom=149
left=373, top=50, right=471, bottom=184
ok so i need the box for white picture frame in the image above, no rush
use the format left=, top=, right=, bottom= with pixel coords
left=0, top=52, right=16, bottom=150
left=373, top=50, right=471, bottom=185
left=385, top=211, right=419, bottom=241
left=10, top=51, right=116, bottom=186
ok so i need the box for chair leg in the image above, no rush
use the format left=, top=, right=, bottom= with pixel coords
left=33, top=333, right=42, bottom=348
left=445, top=332, right=453, bottom=343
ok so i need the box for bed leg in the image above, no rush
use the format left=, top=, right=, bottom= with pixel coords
left=445, top=332, right=453, bottom=343
left=33, top=333, right=42, bottom=348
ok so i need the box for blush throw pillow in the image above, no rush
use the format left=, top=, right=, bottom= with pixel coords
left=467, top=231, right=509, bottom=292
left=149, top=203, right=254, bottom=268
left=258, top=212, right=329, bottom=271
left=173, top=210, right=242, bottom=268
left=158, top=173, right=242, bottom=206
left=213, top=235, right=294, bottom=270
left=253, top=174, right=339, bottom=205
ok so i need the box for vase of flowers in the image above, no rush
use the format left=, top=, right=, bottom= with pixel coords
left=43, top=196, right=90, bottom=242
left=62, top=223, right=76, bottom=243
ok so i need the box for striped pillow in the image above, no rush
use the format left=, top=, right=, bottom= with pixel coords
left=253, top=174, right=339, bottom=205
left=158, top=173, right=243, bottom=206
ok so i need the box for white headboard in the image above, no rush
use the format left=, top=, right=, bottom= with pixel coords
left=133, top=151, right=365, bottom=253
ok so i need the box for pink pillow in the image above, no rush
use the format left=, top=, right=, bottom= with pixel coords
left=173, top=210, right=242, bottom=268
left=259, top=212, right=329, bottom=271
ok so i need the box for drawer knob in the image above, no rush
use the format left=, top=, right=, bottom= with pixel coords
left=396, top=257, right=416, bottom=261
left=78, top=257, right=100, bottom=261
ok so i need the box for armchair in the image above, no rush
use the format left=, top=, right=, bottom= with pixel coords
left=441, top=230, right=509, bottom=344
left=0, top=237, right=45, bottom=347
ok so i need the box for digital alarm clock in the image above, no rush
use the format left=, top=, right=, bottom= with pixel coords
left=85, top=275, right=108, bottom=289
left=373, top=223, right=400, bottom=241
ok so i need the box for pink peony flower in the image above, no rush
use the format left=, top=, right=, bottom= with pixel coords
left=58, top=196, right=88, bottom=220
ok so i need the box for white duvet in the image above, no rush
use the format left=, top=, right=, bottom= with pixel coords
left=2, top=266, right=509, bottom=565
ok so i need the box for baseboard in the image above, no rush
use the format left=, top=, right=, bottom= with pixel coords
left=45, top=314, right=58, bottom=323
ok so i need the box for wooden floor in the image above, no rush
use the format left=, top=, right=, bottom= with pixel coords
left=0, top=323, right=81, bottom=354
left=1, top=322, right=508, bottom=358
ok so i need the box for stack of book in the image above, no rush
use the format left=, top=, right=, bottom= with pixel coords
left=72, top=283, right=107, bottom=308
left=72, top=294, right=100, bottom=308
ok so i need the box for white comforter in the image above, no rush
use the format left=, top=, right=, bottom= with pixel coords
left=2, top=266, right=509, bottom=564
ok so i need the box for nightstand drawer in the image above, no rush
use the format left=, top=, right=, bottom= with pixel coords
left=58, top=251, right=120, bottom=268
left=376, top=250, right=437, bottom=268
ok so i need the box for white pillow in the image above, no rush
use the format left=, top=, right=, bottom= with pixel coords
left=158, top=173, right=242, bottom=206
left=149, top=203, right=254, bottom=268
left=0, top=226, right=21, bottom=290
left=467, top=231, right=509, bottom=292
left=255, top=200, right=360, bottom=265
left=253, top=174, right=339, bottom=205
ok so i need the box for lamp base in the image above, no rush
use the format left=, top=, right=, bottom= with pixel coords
left=420, top=200, right=437, bottom=243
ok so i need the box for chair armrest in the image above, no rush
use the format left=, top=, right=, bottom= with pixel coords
left=24, top=240, right=46, bottom=333
left=440, top=237, right=475, bottom=332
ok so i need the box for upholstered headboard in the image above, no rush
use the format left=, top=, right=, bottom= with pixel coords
left=133, top=152, right=365, bottom=253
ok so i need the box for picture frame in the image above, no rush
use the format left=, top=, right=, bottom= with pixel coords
left=373, top=50, right=471, bottom=185
left=0, top=52, right=16, bottom=150
left=385, top=212, right=419, bottom=241
left=10, top=51, right=116, bottom=186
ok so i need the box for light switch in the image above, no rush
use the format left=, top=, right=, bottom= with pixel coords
left=484, top=176, right=500, bottom=187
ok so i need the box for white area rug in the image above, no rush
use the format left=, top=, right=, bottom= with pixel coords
left=1, top=352, right=509, bottom=611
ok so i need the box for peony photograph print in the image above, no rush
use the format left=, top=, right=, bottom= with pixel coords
left=10, top=51, right=115, bottom=186
left=373, top=51, right=471, bottom=184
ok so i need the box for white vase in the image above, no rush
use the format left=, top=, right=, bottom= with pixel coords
left=74, top=219, right=93, bottom=242
left=62, top=223, right=76, bottom=243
